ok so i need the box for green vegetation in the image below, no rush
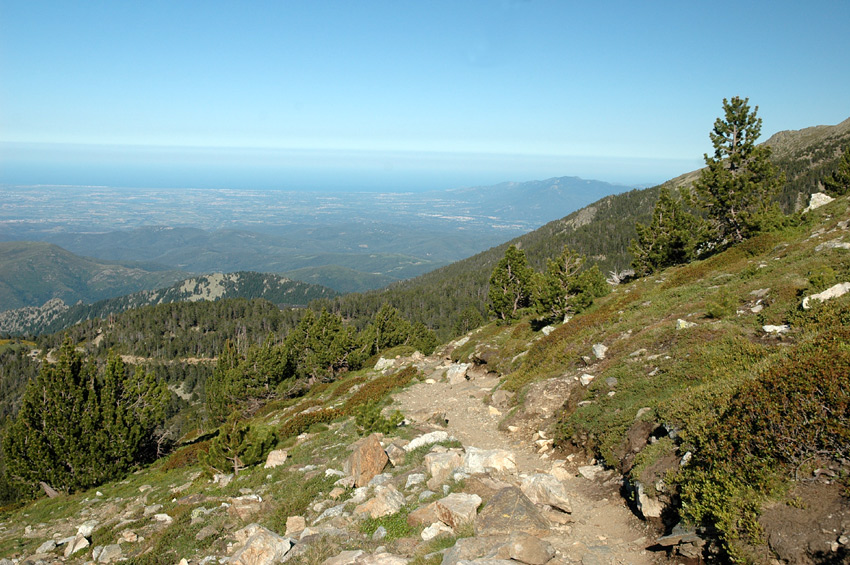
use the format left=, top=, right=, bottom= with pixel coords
left=3, top=343, right=169, bottom=497
left=630, top=186, right=705, bottom=276
left=691, top=96, right=785, bottom=245
left=488, top=245, right=535, bottom=322
left=823, top=144, right=850, bottom=196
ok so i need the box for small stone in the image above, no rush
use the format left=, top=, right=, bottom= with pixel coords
left=676, top=319, right=697, bottom=329
left=579, top=373, right=595, bottom=386
left=372, top=526, right=387, bottom=540
left=421, top=521, right=453, bottom=541
left=285, top=516, right=306, bottom=537
left=152, top=513, right=173, bottom=524
left=264, top=449, right=288, bottom=468
left=763, top=324, right=790, bottom=334
left=405, top=473, right=426, bottom=489
left=36, top=540, right=57, bottom=553
left=591, top=343, right=607, bottom=360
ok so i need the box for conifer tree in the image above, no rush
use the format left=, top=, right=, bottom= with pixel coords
left=535, top=245, right=585, bottom=320
left=630, top=186, right=705, bottom=276
left=2, top=342, right=168, bottom=496
left=691, top=97, right=785, bottom=244
left=488, top=245, right=534, bottom=322
left=823, top=145, right=850, bottom=196
left=200, top=412, right=277, bottom=475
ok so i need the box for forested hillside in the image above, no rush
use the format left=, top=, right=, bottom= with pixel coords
left=315, top=117, right=850, bottom=340
left=0, top=242, right=187, bottom=311
left=0, top=271, right=336, bottom=336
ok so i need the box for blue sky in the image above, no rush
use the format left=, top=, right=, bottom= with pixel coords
left=1, top=1, right=848, bottom=190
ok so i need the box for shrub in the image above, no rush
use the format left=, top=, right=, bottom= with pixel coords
left=354, top=402, right=404, bottom=436
left=678, top=327, right=850, bottom=558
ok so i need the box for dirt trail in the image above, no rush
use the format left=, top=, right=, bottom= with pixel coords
left=392, top=371, right=673, bottom=565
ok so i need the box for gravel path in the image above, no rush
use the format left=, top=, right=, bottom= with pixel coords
left=392, top=369, right=674, bottom=565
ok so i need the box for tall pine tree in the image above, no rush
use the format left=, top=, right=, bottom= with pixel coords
left=691, top=97, right=784, bottom=244
left=488, top=245, right=534, bottom=322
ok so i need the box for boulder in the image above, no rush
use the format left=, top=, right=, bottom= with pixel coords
left=263, top=449, right=288, bottom=468
left=405, top=473, right=426, bottom=489
left=230, top=527, right=293, bottom=565
left=228, top=495, right=265, bottom=520
left=353, top=485, right=405, bottom=519
left=407, top=502, right=441, bottom=527
left=804, top=191, right=834, bottom=213
left=441, top=536, right=508, bottom=565
left=635, top=482, right=663, bottom=519
left=461, top=447, right=516, bottom=475
left=421, top=521, right=453, bottom=541
left=405, top=431, right=451, bottom=452
left=357, top=553, right=408, bottom=565
left=345, top=434, right=389, bottom=487
left=506, top=533, right=556, bottom=565
left=475, top=487, right=550, bottom=537
left=425, top=450, right=463, bottom=487
left=802, top=282, right=850, bottom=310
left=446, top=363, right=472, bottom=385
left=96, top=544, right=123, bottom=563
left=64, top=535, right=90, bottom=557
left=385, top=443, right=407, bottom=467
left=374, top=357, right=395, bottom=371
left=36, top=540, right=57, bottom=553
left=591, top=343, right=607, bottom=360
left=434, top=493, right=482, bottom=529
left=579, top=373, right=595, bottom=386
left=520, top=473, right=572, bottom=513
left=285, top=516, right=306, bottom=537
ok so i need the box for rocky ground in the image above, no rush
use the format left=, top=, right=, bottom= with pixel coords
left=0, top=341, right=685, bottom=565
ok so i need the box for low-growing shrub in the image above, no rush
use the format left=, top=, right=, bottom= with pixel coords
left=354, top=401, right=404, bottom=436
left=678, top=327, right=850, bottom=559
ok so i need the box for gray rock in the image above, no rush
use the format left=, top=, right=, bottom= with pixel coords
left=353, top=485, right=405, bottom=519
left=461, top=447, right=516, bottom=475
left=804, top=191, right=834, bottom=213
left=230, top=526, right=293, bottom=565
left=322, top=550, right=365, bottom=565
left=405, top=473, right=426, bottom=489
left=356, top=553, right=409, bottom=565
left=520, top=473, right=572, bottom=513
left=405, top=431, right=451, bottom=452
left=446, top=363, right=472, bottom=384
left=475, top=487, right=549, bottom=537
left=676, top=319, right=697, bottom=329
left=579, top=373, right=595, bottom=386
left=385, top=443, right=407, bottom=467
left=97, top=543, right=123, bottom=563
left=441, top=536, right=507, bottom=565
left=435, top=493, right=482, bottom=529
left=64, top=534, right=90, bottom=557
left=803, top=282, right=850, bottom=309
left=36, top=539, right=57, bottom=553
left=425, top=450, right=463, bottom=488
left=372, top=526, right=388, bottom=540
left=506, top=533, right=555, bottom=565
left=635, top=482, right=663, bottom=519
left=591, top=343, right=607, bottom=360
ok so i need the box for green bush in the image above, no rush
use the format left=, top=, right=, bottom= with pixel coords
left=678, top=327, right=850, bottom=559
left=354, top=402, right=404, bottom=435
left=200, top=413, right=277, bottom=475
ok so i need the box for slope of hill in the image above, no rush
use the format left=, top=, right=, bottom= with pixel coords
left=2, top=193, right=848, bottom=564
left=318, top=117, right=850, bottom=340
left=0, top=241, right=188, bottom=311
left=0, top=271, right=336, bottom=336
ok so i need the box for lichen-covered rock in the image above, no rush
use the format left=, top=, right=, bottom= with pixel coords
left=475, top=487, right=549, bottom=537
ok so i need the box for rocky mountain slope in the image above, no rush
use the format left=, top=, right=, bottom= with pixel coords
left=2, top=192, right=848, bottom=564
left=0, top=271, right=336, bottom=336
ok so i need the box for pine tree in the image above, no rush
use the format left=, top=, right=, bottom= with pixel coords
left=200, top=412, right=277, bottom=475
left=535, top=245, right=586, bottom=320
left=691, top=97, right=785, bottom=244
left=823, top=145, right=850, bottom=196
left=630, top=186, right=706, bottom=276
left=2, top=342, right=168, bottom=496
left=488, top=245, right=534, bottom=322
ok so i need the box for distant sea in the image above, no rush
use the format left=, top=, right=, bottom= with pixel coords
left=0, top=143, right=698, bottom=192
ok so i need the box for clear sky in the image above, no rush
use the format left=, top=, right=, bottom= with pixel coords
left=1, top=0, right=848, bottom=190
